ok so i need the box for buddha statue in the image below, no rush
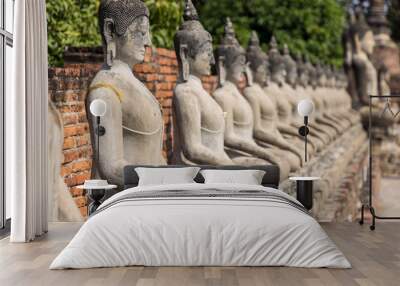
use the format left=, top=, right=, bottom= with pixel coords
left=311, top=63, right=344, bottom=140
left=303, top=57, right=322, bottom=111
left=298, top=56, right=341, bottom=144
left=376, top=65, right=398, bottom=127
left=213, top=19, right=290, bottom=180
left=48, top=101, right=83, bottom=221
left=280, top=45, right=322, bottom=152
left=263, top=37, right=293, bottom=123
left=350, top=7, right=378, bottom=107
left=243, top=31, right=303, bottom=171
left=280, top=44, right=302, bottom=116
left=303, top=59, right=339, bottom=143
left=322, top=66, right=353, bottom=130
left=264, top=41, right=305, bottom=137
left=378, top=64, right=391, bottom=97
left=335, top=69, right=361, bottom=125
left=267, top=42, right=323, bottom=151
left=314, top=65, right=347, bottom=135
left=87, top=0, right=165, bottom=186
left=173, top=0, right=255, bottom=165
left=347, top=7, right=396, bottom=129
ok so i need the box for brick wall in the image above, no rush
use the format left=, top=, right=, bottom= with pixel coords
left=49, top=47, right=219, bottom=215
left=48, top=64, right=100, bottom=216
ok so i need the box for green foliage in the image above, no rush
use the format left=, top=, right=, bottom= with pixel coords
left=47, top=0, right=345, bottom=67
left=47, top=0, right=182, bottom=67
left=146, top=0, right=183, bottom=49
left=196, top=0, right=346, bottom=66
left=47, top=0, right=101, bottom=67
left=388, top=0, right=400, bottom=44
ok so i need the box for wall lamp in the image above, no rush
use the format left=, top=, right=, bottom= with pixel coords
left=297, top=99, right=314, bottom=163
left=90, top=99, right=107, bottom=164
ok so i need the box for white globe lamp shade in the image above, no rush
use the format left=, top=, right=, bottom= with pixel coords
left=90, top=99, right=107, bottom=117
left=297, top=99, right=314, bottom=117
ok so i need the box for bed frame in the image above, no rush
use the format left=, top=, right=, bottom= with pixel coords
left=123, top=165, right=280, bottom=190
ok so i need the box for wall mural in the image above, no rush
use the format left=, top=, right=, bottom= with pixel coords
left=47, top=0, right=400, bottom=222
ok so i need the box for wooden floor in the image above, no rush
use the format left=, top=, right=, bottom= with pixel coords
left=0, top=222, right=399, bottom=286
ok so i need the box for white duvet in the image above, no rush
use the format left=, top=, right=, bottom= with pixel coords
left=50, top=183, right=351, bottom=269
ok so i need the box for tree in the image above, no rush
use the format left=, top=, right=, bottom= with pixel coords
left=47, top=0, right=346, bottom=67
left=196, top=0, right=346, bottom=66
left=388, top=0, right=400, bottom=43
left=146, top=0, right=183, bottom=49
left=47, top=0, right=101, bottom=67
left=47, top=0, right=182, bottom=67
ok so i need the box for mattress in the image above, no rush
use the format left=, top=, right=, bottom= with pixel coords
left=50, top=183, right=351, bottom=269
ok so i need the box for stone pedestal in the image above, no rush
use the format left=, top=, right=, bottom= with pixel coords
left=281, top=123, right=368, bottom=222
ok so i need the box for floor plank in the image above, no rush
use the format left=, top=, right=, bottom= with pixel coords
left=0, top=222, right=399, bottom=286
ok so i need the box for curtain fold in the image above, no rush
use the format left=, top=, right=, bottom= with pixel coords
left=9, top=0, right=48, bottom=242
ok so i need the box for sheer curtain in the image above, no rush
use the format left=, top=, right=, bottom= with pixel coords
left=8, top=0, right=48, bottom=242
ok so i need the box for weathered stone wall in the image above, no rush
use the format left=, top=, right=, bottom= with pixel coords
left=49, top=47, right=218, bottom=216
left=280, top=123, right=368, bottom=222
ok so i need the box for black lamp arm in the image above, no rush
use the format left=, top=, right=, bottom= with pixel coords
left=298, top=116, right=310, bottom=163
left=95, top=116, right=106, bottom=136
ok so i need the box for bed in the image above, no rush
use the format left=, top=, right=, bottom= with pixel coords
left=50, top=165, right=350, bottom=269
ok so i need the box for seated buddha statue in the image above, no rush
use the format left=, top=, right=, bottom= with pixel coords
left=87, top=0, right=165, bottom=186
left=262, top=37, right=293, bottom=123
left=311, top=64, right=347, bottom=138
left=305, top=62, right=342, bottom=142
left=303, top=59, right=339, bottom=143
left=172, top=0, right=258, bottom=166
left=213, top=19, right=290, bottom=180
left=243, top=31, right=303, bottom=171
left=264, top=40, right=323, bottom=152
left=321, top=66, right=353, bottom=130
left=350, top=8, right=378, bottom=108
left=279, top=46, right=324, bottom=152
left=280, top=44, right=302, bottom=117
left=282, top=48, right=329, bottom=154
left=348, top=7, right=394, bottom=129
left=48, top=101, right=83, bottom=221
left=335, top=69, right=361, bottom=126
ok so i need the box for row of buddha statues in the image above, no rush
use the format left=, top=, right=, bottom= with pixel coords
left=345, top=5, right=395, bottom=128
left=87, top=0, right=375, bottom=186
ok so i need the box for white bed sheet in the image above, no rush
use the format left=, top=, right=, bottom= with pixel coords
left=50, top=183, right=351, bottom=269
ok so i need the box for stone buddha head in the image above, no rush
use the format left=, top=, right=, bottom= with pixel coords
left=341, top=70, right=349, bottom=90
left=99, top=0, right=151, bottom=67
left=335, top=70, right=342, bottom=89
left=351, top=7, right=376, bottom=56
left=246, top=31, right=269, bottom=86
left=304, top=55, right=317, bottom=88
left=217, top=18, right=246, bottom=85
left=337, top=69, right=347, bottom=90
left=316, top=62, right=327, bottom=87
left=268, top=36, right=286, bottom=86
left=325, top=65, right=335, bottom=88
left=282, top=44, right=297, bottom=87
left=174, top=0, right=214, bottom=82
left=296, top=54, right=309, bottom=87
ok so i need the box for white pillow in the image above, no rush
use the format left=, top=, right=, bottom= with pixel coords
left=135, top=167, right=200, bottom=186
left=200, top=169, right=266, bottom=185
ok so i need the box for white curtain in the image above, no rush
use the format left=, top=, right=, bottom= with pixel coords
left=8, top=0, right=48, bottom=242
